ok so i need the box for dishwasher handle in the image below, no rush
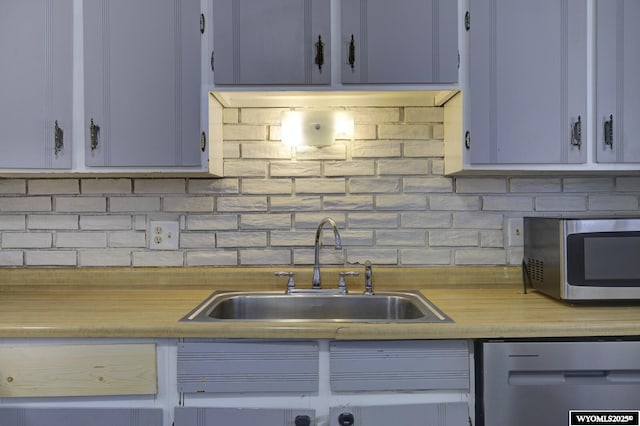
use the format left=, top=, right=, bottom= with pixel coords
left=509, top=370, right=640, bottom=386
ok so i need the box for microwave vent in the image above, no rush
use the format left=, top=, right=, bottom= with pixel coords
left=526, top=257, right=544, bottom=283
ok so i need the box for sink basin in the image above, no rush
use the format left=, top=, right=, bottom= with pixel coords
left=181, top=290, right=452, bottom=323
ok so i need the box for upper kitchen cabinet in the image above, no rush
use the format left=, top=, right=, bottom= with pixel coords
left=0, top=1, right=73, bottom=169
left=596, top=0, right=640, bottom=164
left=341, top=0, right=458, bottom=85
left=467, top=0, right=587, bottom=165
left=84, top=0, right=202, bottom=168
left=211, top=0, right=331, bottom=85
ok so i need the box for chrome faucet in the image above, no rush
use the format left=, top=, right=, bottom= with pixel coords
left=312, top=217, right=342, bottom=289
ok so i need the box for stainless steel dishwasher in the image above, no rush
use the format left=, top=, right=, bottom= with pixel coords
left=480, top=340, right=640, bottom=426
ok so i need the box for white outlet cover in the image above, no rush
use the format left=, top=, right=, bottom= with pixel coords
left=148, top=220, right=180, bottom=250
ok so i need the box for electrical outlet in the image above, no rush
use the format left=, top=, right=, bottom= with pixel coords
left=148, top=220, right=179, bottom=250
left=507, top=218, right=524, bottom=247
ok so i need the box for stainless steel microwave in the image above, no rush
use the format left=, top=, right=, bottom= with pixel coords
left=523, top=216, right=640, bottom=301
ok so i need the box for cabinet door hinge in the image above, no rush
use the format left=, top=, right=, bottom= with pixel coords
left=457, top=49, right=460, bottom=69
left=200, top=13, right=205, bottom=34
left=210, top=50, right=214, bottom=72
left=465, top=11, right=470, bottom=31
left=201, top=131, right=207, bottom=152
left=465, top=131, right=471, bottom=149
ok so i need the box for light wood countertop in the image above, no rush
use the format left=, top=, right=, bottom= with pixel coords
left=0, top=266, right=639, bottom=339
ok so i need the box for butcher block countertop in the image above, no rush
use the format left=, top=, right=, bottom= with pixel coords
left=0, top=266, right=639, bottom=340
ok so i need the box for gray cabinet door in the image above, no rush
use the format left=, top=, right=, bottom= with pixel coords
left=469, top=0, right=587, bottom=164
left=175, top=407, right=316, bottom=426
left=84, top=0, right=201, bottom=167
left=0, top=0, right=73, bottom=169
left=212, top=0, right=330, bottom=85
left=329, top=403, right=468, bottom=426
left=596, top=0, right=640, bottom=163
left=341, top=0, right=458, bottom=84
left=0, top=408, right=162, bottom=426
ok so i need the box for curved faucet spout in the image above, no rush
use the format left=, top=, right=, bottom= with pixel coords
left=312, top=217, right=342, bottom=289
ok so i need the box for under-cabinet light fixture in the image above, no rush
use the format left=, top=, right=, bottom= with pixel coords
left=281, top=110, right=354, bottom=147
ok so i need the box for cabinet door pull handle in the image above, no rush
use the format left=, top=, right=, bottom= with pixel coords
left=338, top=412, right=355, bottom=426
left=604, top=114, right=613, bottom=149
left=348, top=34, right=356, bottom=69
left=570, top=115, right=582, bottom=149
left=54, top=120, right=64, bottom=156
left=314, top=35, right=325, bottom=72
left=294, top=415, right=311, bottom=426
left=90, top=118, right=100, bottom=152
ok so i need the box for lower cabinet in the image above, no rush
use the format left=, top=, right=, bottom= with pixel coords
left=175, top=407, right=316, bottom=426
left=0, top=408, right=162, bottom=426
left=329, top=403, right=468, bottom=426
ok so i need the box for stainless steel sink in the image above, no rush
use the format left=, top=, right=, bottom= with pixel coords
left=181, top=290, right=452, bottom=323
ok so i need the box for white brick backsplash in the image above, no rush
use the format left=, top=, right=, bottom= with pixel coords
left=270, top=196, right=321, bottom=211
left=270, top=161, right=321, bottom=177
left=240, top=213, right=292, bottom=229
left=224, top=124, right=267, bottom=140
left=188, top=179, right=240, bottom=194
left=29, top=179, right=79, bottom=195
left=187, top=215, right=238, bottom=230
left=110, top=197, right=161, bottom=212
left=352, top=141, right=401, bottom=158
left=82, top=179, right=132, bottom=194
left=109, top=231, right=146, bottom=248
left=217, top=231, right=267, bottom=248
left=178, top=232, right=215, bottom=249
left=80, top=215, right=131, bottom=230
left=133, top=251, right=184, bottom=267
left=295, top=144, right=347, bottom=160
left=223, top=160, right=268, bottom=177
left=350, top=178, right=401, bottom=193
left=163, top=196, right=214, bottom=212
left=0, top=197, right=51, bottom=212
left=0, top=180, right=26, bottom=194
left=346, top=249, right=398, bottom=265
left=482, top=196, right=533, bottom=211
left=348, top=212, right=399, bottom=228
left=242, top=179, right=292, bottom=195
left=186, top=251, right=238, bottom=266
left=352, top=107, right=399, bottom=123
left=452, top=212, right=503, bottom=229
left=217, top=196, right=268, bottom=212
left=26, top=250, right=77, bottom=266
left=296, top=178, right=346, bottom=194
left=378, top=159, right=429, bottom=175
left=1, top=215, right=26, bottom=230
left=323, top=195, right=373, bottom=210
left=509, top=178, right=562, bottom=193
left=480, top=230, right=504, bottom=248
left=456, top=178, right=507, bottom=193
left=134, top=179, right=185, bottom=194
left=3, top=232, right=52, bottom=248
left=401, top=212, right=452, bottom=228
left=617, top=177, right=640, bottom=191
left=240, top=249, right=291, bottom=265
left=535, top=196, right=587, bottom=212
left=400, top=248, right=451, bottom=265
left=242, top=143, right=292, bottom=159
left=404, top=177, right=452, bottom=193
left=403, top=140, right=444, bottom=157
left=429, top=229, right=478, bottom=247
left=378, top=124, right=431, bottom=140
left=563, top=177, right=615, bottom=192
left=2, top=104, right=638, bottom=269
left=324, top=160, right=375, bottom=176
left=55, top=197, right=106, bottom=212
left=589, top=195, right=639, bottom=211
left=404, top=107, right=443, bottom=123
left=376, top=230, right=426, bottom=246
left=376, top=194, right=427, bottom=210
left=454, top=249, right=506, bottom=265
left=56, top=232, right=107, bottom=248
left=429, top=195, right=481, bottom=211
left=0, top=250, right=23, bottom=266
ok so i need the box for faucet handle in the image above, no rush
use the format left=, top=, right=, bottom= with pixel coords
left=275, top=271, right=295, bottom=294
left=338, top=271, right=359, bottom=294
